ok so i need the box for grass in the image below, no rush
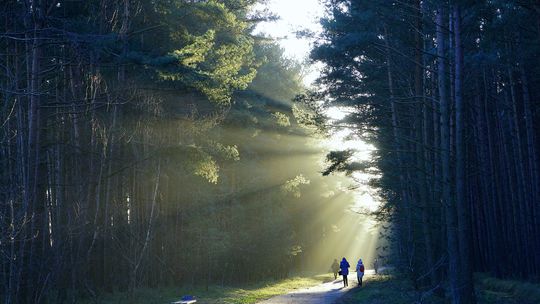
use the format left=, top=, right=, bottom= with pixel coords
left=336, top=274, right=435, bottom=304
left=78, top=273, right=334, bottom=304
left=72, top=272, right=540, bottom=304
left=476, top=273, right=540, bottom=304
left=336, top=273, right=540, bottom=304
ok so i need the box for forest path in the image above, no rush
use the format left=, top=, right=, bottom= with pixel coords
left=257, top=271, right=373, bottom=304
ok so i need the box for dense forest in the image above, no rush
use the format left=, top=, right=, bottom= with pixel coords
left=313, top=0, right=540, bottom=303
left=0, top=0, right=373, bottom=303
left=2, top=0, right=540, bottom=303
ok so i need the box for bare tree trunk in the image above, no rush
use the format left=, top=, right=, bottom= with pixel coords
left=473, top=76, right=497, bottom=274
left=437, top=7, right=460, bottom=302
left=519, top=66, right=540, bottom=274
left=506, top=66, right=531, bottom=276
left=413, top=0, right=436, bottom=287
left=453, top=6, right=475, bottom=303
left=384, top=24, right=411, bottom=270
left=26, top=4, right=43, bottom=300
left=130, top=161, right=161, bottom=292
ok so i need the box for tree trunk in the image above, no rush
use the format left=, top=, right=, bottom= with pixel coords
left=453, top=6, right=475, bottom=303
left=384, top=24, right=411, bottom=271
left=437, top=7, right=459, bottom=302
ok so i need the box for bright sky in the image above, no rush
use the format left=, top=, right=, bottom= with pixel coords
left=253, top=0, right=325, bottom=85
left=254, top=0, right=380, bottom=213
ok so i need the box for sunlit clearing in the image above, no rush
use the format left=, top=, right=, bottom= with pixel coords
left=299, top=106, right=381, bottom=271
left=233, top=123, right=381, bottom=272
left=250, top=1, right=382, bottom=273
left=305, top=205, right=380, bottom=273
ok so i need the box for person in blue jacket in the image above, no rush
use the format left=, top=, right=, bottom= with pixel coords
left=339, top=257, right=350, bottom=287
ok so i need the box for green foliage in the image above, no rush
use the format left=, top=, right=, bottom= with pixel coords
left=322, top=150, right=354, bottom=176
left=1, top=0, right=363, bottom=300
left=194, top=153, right=220, bottom=184
left=289, top=245, right=303, bottom=256
left=126, top=0, right=259, bottom=104
left=247, top=43, right=304, bottom=103
left=322, top=150, right=370, bottom=176
left=281, top=174, right=311, bottom=198
left=291, top=94, right=328, bottom=135
left=160, top=145, right=222, bottom=183
left=271, top=112, right=291, bottom=127
left=312, top=0, right=540, bottom=296
left=207, top=141, right=241, bottom=161
left=171, top=30, right=216, bottom=68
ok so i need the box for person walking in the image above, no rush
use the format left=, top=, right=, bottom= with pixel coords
left=356, top=258, right=365, bottom=286
left=340, top=257, right=350, bottom=287
left=331, top=259, right=340, bottom=280
left=373, top=258, right=379, bottom=274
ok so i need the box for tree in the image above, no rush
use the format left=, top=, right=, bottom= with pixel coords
left=312, top=0, right=540, bottom=302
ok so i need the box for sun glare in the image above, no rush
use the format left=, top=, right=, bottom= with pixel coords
left=326, top=107, right=348, bottom=120
left=254, top=0, right=381, bottom=270
left=323, top=129, right=375, bottom=160
left=254, top=0, right=324, bottom=60
left=253, top=0, right=326, bottom=86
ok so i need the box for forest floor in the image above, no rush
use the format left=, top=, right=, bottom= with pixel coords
left=334, top=272, right=540, bottom=304
left=76, top=271, right=540, bottom=304
left=78, top=273, right=335, bottom=304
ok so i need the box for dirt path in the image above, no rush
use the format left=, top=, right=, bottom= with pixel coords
left=258, top=271, right=372, bottom=304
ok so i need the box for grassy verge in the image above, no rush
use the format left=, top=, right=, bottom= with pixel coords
left=78, top=273, right=334, bottom=304
left=336, top=274, right=428, bottom=304
left=476, top=273, right=540, bottom=304
left=336, top=273, right=540, bottom=304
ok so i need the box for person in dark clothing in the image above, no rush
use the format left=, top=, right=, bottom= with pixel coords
left=339, top=257, right=350, bottom=287
left=331, top=259, right=340, bottom=280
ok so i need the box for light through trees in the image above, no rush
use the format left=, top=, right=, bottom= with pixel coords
left=0, top=1, right=382, bottom=302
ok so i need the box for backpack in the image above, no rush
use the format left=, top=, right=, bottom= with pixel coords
left=359, top=265, right=365, bottom=272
